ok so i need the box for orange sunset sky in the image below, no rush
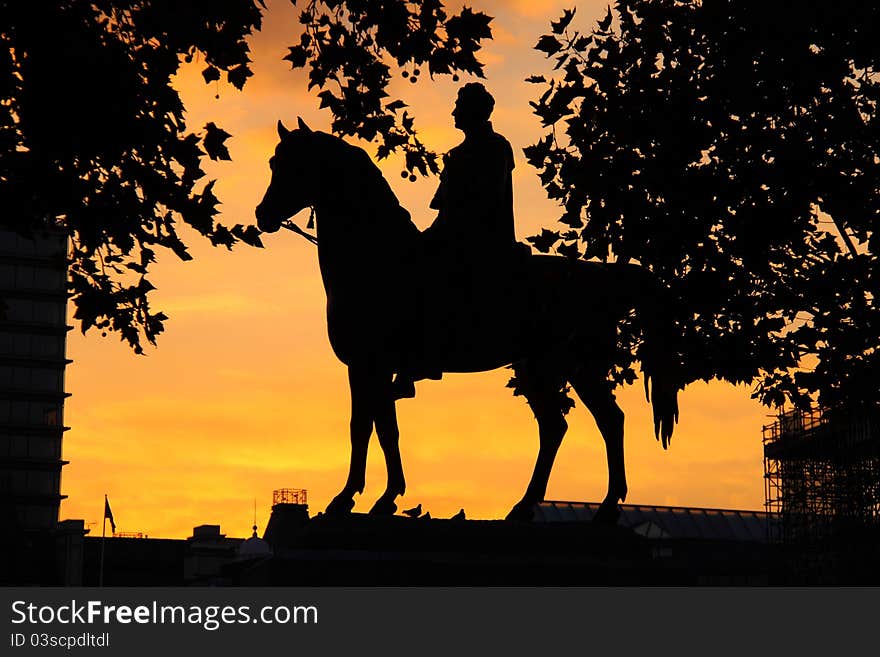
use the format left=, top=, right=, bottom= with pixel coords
left=60, top=0, right=771, bottom=539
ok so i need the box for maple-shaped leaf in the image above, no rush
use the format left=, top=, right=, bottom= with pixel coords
left=557, top=241, right=582, bottom=259
left=527, top=228, right=561, bottom=253
left=202, top=66, right=221, bottom=83
left=231, top=224, right=264, bottom=248
left=210, top=224, right=235, bottom=248
left=523, top=135, right=552, bottom=167
left=137, top=277, right=156, bottom=293
left=227, top=64, right=253, bottom=90
left=202, top=122, right=231, bottom=161
left=535, top=35, right=563, bottom=56
left=551, top=8, right=576, bottom=35
left=573, top=35, right=593, bottom=50
left=283, top=45, right=308, bottom=69
left=446, top=7, right=493, bottom=40
left=385, top=99, right=408, bottom=112
left=318, top=90, right=338, bottom=109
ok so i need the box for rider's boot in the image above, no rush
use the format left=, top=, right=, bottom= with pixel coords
left=391, top=373, right=416, bottom=400
left=391, top=367, right=442, bottom=400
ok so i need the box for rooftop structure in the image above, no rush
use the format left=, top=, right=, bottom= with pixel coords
left=273, top=488, right=307, bottom=505
left=536, top=501, right=773, bottom=542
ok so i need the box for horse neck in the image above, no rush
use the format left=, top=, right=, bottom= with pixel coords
left=312, top=158, right=414, bottom=292
left=313, top=144, right=414, bottom=263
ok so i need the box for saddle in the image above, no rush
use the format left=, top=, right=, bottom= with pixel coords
left=395, top=239, right=531, bottom=377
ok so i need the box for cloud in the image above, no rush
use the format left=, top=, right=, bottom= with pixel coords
left=158, top=293, right=271, bottom=316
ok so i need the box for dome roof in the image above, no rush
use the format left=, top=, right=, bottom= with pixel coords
left=237, top=525, right=273, bottom=559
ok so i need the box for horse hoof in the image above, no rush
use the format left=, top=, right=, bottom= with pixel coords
left=325, top=495, right=355, bottom=517
left=592, top=502, right=621, bottom=525
left=368, top=498, right=397, bottom=516
left=505, top=502, right=535, bottom=522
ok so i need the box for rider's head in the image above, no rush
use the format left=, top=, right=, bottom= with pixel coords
left=453, top=83, right=494, bottom=132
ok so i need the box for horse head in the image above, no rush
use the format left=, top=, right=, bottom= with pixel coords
left=255, top=117, right=318, bottom=233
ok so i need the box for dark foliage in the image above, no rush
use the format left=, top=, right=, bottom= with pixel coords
left=527, top=1, right=878, bottom=409
left=1, top=1, right=492, bottom=353
left=0, top=1, right=264, bottom=352
left=284, top=0, right=492, bottom=177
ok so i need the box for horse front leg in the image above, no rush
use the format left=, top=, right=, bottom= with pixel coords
left=326, top=366, right=374, bottom=516
left=507, top=391, right=569, bottom=522
left=571, top=373, right=626, bottom=525
left=369, top=373, right=406, bottom=516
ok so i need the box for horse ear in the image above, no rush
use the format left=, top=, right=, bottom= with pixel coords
left=277, top=120, right=290, bottom=138
left=297, top=117, right=312, bottom=133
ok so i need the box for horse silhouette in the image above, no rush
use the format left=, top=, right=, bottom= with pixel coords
left=255, top=118, right=679, bottom=523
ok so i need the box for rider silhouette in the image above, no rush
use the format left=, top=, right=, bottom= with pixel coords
left=393, top=83, right=519, bottom=399
left=424, top=82, right=517, bottom=259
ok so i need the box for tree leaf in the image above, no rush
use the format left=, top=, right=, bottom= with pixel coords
left=551, top=8, right=576, bottom=35
left=202, top=66, right=221, bottom=83
left=283, top=45, right=308, bottom=68
left=535, top=35, right=563, bottom=56
left=597, top=6, right=613, bottom=32
left=202, top=122, right=232, bottom=161
left=227, top=64, right=253, bottom=90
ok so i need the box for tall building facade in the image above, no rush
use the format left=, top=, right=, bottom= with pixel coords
left=0, top=227, right=70, bottom=532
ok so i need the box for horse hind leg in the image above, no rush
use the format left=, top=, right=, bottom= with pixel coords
left=369, top=377, right=406, bottom=516
left=570, top=371, right=626, bottom=525
left=506, top=382, right=569, bottom=522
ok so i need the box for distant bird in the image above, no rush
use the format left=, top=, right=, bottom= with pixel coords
left=451, top=509, right=466, bottom=521
left=402, top=503, right=421, bottom=518
left=421, top=512, right=431, bottom=520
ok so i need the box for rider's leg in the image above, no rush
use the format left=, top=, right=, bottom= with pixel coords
left=392, top=259, right=443, bottom=400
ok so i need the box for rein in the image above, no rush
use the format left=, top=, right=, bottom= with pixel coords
left=281, top=206, right=318, bottom=246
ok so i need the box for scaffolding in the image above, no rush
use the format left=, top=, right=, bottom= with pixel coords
left=763, top=407, right=880, bottom=581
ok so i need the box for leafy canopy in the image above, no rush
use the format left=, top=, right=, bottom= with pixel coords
left=283, top=0, right=492, bottom=177
left=1, top=0, right=265, bottom=353
left=14, top=0, right=874, bottom=411
left=526, top=1, right=878, bottom=409
left=1, top=0, right=493, bottom=352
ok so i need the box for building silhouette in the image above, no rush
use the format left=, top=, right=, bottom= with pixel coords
left=0, top=227, right=84, bottom=584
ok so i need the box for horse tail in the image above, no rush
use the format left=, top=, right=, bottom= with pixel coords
left=615, top=263, right=680, bottom=449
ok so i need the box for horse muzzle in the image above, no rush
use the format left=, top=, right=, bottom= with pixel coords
left=255, top=202, right=284, bottom=233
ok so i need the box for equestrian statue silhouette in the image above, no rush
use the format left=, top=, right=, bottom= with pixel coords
left=255, top=110, right=679, bottom=524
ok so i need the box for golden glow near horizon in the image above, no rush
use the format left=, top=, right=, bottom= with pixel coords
left=60, top=0, right=769, bottom=539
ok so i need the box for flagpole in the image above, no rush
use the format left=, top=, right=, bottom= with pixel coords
left=99, top=494, right=106, bottom=587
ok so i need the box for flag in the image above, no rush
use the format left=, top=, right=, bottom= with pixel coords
left=104, top=495, right=116, bottom=534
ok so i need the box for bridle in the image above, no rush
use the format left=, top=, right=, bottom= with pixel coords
left=280, top=206, right=318, bottom=246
